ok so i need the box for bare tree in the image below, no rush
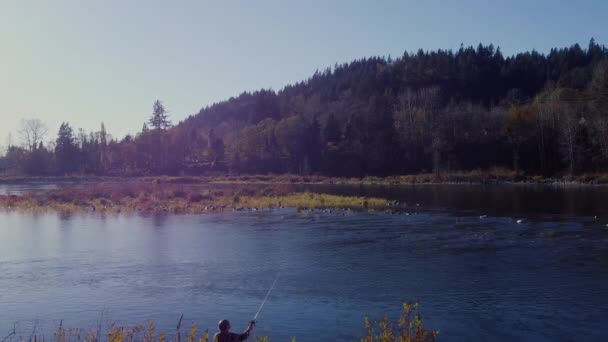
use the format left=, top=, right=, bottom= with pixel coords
left=504, top=104, right=536, bottom=173
left=18, top=119, right=48, bottom=151
left=558, top=105, right=582, bottom=176
left=591, top=116, right=608, bottom=162
left=393, top=87, right=442, bottom=172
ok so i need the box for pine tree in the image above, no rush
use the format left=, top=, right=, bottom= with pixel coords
left=148, top=100, right=171, bottom=131
left=99, top=122, right=108, bottom=172
left=323, top=114, right=341, bottom=143
left=55, top=122, right=78, bottom=174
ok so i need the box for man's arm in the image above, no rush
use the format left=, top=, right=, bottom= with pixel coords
left=237, top=331, right=249, bottom=341
left=238, top=322, right=254, bottom=341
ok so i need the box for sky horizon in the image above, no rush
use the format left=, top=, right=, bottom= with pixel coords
left=1, top=0, right=607, bottom=150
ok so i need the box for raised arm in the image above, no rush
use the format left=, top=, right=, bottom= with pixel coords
left=239, top=321, right=254, bottom=340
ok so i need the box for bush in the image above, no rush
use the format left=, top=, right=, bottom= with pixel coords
left=361, top=302, right=438, bottom=342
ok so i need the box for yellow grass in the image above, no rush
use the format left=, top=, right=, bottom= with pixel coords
left=0, top=184, right=389, bottom=215
left=6, top=303, right=436, bottom=342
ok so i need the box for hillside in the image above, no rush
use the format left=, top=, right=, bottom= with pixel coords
left=2, top=40, right=608, bottom=177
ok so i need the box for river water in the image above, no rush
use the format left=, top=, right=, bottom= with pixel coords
left=1, top=183, right=608, bottom=341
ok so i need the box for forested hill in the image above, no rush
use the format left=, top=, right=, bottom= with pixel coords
left=3, top=41, right=608, bottom=177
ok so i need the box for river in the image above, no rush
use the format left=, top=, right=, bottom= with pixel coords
left=1, top=183, right=607, bottom=341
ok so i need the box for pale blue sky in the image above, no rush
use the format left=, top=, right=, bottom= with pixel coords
left=1, top=0, right=606, bottom=147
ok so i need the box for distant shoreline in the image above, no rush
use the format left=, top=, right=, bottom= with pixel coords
left=1, top=171, right=608, bottom=186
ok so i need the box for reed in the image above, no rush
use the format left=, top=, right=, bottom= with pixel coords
left=1, top=304, right=437, bottom=342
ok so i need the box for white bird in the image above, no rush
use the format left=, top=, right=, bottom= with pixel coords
left=479, top=215, right=488, bottom=219
left=516, top=219, right=524, bottom=224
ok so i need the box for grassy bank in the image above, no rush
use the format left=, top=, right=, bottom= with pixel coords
left=1, top=303, right=437, bottom=342
left=0, top=183, right=389, bottom=214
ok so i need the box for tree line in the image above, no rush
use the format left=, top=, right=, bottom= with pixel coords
left=2, top=40, right=608, bottom=177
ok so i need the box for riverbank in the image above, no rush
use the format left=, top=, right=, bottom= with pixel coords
left=0, top=303, right=437, bottom=342
left=0, top=182, right=390, bottom=214
left=3, top=170, right=608, bottom=215
left=2, top=169, right=608, bottom=186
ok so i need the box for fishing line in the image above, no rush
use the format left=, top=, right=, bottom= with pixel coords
left=253, top=275, right=279, bottom=321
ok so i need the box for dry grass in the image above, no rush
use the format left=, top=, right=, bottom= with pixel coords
left=5, top=320, right=211, bottom=342
left=361, top=302, right=438, bottom=342
left=2, top=304, right=436, bottom=342
left=0, top=183, right=388, bottom=215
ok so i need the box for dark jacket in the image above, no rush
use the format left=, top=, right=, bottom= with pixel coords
left=213, top=331, right=249, bottom=342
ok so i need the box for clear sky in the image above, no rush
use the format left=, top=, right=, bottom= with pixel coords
left=1, top=0, right=606, bottom=148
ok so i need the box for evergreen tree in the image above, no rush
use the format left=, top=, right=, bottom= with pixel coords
left=306, top=116, right=322, bottom=173
left=149, top=100, right=171, bottom=131
left=323, top=114, right=341, bottom=143
left=55, top=122, right=78, bottom=174
left=23, top=142, right=53, bottom=175
left=100, top=122, right=108, bottom=173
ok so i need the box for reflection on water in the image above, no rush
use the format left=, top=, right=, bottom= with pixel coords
left=1, top=184, right=608, bottom=341
left=0, top=182, right=58, bottom=195
left=303, top=183, right=608, bottom=219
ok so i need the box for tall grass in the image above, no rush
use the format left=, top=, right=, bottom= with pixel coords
left=2, top=304, right=437, bottom=342
left=0, top=183, right=389, bottom=214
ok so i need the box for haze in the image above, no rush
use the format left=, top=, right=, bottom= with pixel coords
left=1, top=0, right=606, bottom=147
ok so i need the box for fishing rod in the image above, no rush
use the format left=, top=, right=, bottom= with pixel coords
left=250, top=275, right=279, bottom=326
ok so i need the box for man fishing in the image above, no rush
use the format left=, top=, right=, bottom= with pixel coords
left=213, top=320, right=254, bottom=342
left=214, top=276, right=277, bottom=341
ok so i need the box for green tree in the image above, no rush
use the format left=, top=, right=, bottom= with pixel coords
left=323, top=113, right=341, bottom=143
left=100, top=122, right=108, bottom=173
left=226, top=118, right=280, bottom=173
left=275, top=115, right=310, bottom=173
left=589, top=59, right=608, bottom=112
left=149, top=100, right=171, bottom=131
left=23, top=142, right=53, bottom=175
left=2, top=146, right=27, bottom=174
left=55, top=122, right=79, bottom=174
left=8, top=42, right=608, bottom=177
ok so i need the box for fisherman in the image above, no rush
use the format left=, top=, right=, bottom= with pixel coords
left=214, top=319, right=254, bottom=342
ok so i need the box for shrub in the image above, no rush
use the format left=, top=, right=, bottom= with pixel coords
left=361, top=302, right=438, bottom=342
